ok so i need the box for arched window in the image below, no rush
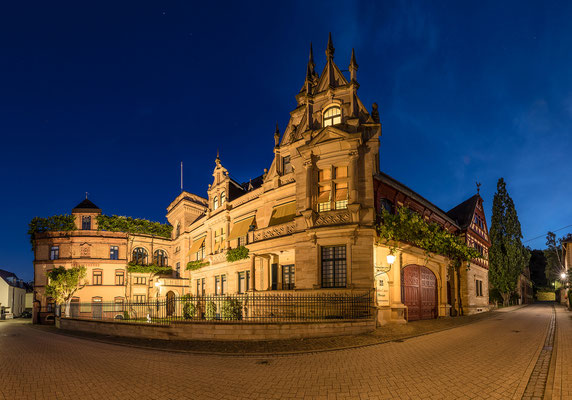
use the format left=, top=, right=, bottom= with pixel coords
left=154, top=250, right=168, bottom=267
left=213, top=196, right=219, bottom=210
left=323, top=106, right=341, bottom=127
left=132, top=247, right=148, bottom=265
left=220, top=191, right=226, bottom=206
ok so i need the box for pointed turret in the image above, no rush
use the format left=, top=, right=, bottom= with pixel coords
left=308, top=42, right=316, bottom=77
left=349, top=48, right=358, bottom=82
left=215, top=149, right=221, bottom=166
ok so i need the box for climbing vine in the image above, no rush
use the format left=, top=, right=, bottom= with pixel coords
left=376, top=206, right=481, bottom=266
left=126, top=262, right=173, bottom=275
left=186, top=260, right=210, bottom=271
left=226, top=246, right=249, bottom=263
left=97, top=215, right=172, bottom=238
left=28, top=215, right=76, bottom=248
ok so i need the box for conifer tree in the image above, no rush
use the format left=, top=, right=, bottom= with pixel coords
left=489, top=178, right=530, bottom=306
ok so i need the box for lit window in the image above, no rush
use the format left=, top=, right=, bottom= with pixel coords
left=134, top=295, right=146, bottom=304
left=317, top=166, right=349, bottom=211
left=110, top=246, right=119, bottom=260
left=238, top=271, right=250, bottom=294
left=132, top=248, right=148, bottom=265
left=323, top=106, right=341, bottom=127
left=50, top=246, right=59, bottom=260
left=213, top=196, right=219, bottom=210
left=153, top=250, right=168, bottom=267
left=82, top=216, right=91, bottom=230
left=134, top=276, right=146, bottom=285
left=220, top=191, right=226, bottom=206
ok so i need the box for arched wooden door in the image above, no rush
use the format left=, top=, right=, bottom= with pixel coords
left=401, top=265, right=438, bottom=321
left=166, top=291, right=175, bottom=317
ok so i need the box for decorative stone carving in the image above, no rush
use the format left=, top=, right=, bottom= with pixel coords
left=253, top=221, right=296, bottom=242
left=315, top=210, right=350, bottom=226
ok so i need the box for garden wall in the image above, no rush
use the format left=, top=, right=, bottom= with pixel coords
left=57, top=318, right=375, bottom=341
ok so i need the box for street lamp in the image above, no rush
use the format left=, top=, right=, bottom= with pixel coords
left=561, top=272, right=567, bottom=280
left=386, top=254, right=396, bottom=266
left=154, top=280, right=163, bottom=313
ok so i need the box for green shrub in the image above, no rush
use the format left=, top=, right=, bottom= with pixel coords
left=96, top=215, right=172, bottom=238
left=126, top=263, right=173, bottom=275
left=183, top=302, right=197, bottom=320
left=123, top=311, right=129, bottom=320
left=205, top=301, right=217, bottom=320
left=220, top=298, right=243, bottom=320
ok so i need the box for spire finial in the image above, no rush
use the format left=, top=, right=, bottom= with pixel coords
left=325, top=32, right=335, bottom=60
left=476, top=182, right=481, bottom=194
left=85, top=192, right=88, bottom=199
left=274, top=122, right=280, bottom=147
left=309, top=42, right=315, bottom=71
left=349, top=48, right=358, bottom=82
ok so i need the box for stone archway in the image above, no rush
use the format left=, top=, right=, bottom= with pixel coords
left=401, top=264, right=438, bottom=321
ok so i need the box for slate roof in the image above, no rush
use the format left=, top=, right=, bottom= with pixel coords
left=72, top=198, right=101, bottom=212
left=446, top=195, right=479, bottom=230
left=0, top=269, right=18, bottom=282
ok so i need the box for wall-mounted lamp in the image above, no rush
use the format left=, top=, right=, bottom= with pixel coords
left=386, top=254, right=396, bottom=266
left=375, top=253, right=396, bottom=276
left=561, top=272, right=567, bottom=280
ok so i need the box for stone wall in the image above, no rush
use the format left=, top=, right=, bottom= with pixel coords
left=58, top=317, right=375, bottom=341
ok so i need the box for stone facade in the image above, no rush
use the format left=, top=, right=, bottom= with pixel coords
left=32, top=36, right=491, bottom=324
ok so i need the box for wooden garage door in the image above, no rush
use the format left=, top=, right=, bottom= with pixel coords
left=401, top=265, right=437, bottom=321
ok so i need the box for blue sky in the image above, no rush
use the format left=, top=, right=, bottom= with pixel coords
left=1, top=1, right=571, bottom=281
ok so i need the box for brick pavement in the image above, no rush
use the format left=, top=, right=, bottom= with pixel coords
left=550, top=304, right=572, bottom=399
left=0, top=304, right=553, bottom=400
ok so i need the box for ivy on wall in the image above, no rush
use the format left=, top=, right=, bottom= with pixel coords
left=126, top=262, right=173, bottom=275
left=226, top=246, right=249, bottom=263
left=376, top=206, right=481, bottom=267
left=186, top=260, right=210, bottom=271
left=96, top=215, right=172, bottom=238
left=28, top=215, right=76, bottom=248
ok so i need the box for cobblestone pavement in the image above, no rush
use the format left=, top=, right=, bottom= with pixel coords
left=551, top=304, right=572, bottom=399
left=0, top=304, right=554, bottom=399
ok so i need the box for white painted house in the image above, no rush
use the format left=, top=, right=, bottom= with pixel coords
left=0, top=269, right=27, bottom=318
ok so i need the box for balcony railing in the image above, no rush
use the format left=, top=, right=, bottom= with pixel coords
left=252, top=221, right=296, bottom=242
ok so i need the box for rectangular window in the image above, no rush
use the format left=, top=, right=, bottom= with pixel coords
left=238, top=272, right=246, bottom=294
left=50, top=246, right=59, bottom=260
left=134, top=295, right=146, bottom=304
left=221, top=275, right=226, bottom=295
left=215, top=276, right=221, bottom=295
left=238, top=235, right=247, bottom=247
left=115, top=270, right=124, bottom=286
left=110, top=246, right=119, bottom=260
left=476, top=279, right=484, bottom=297
left=82, top=216, right=91, bottom=230
left=334, top=182, right=348, bottom=210
left=196, top=279, right=200, bottom=295
left=321, top=246, right=347, bottom=288
left=92, top=270, right=102, bottom=285
left=282, top=264, right=295, bottom=290
left=134, top=276, right=146, bottom=285
left=114, top=297, right=124, bottom=311
left=196, top=241, right=206, bottom=260
left=317, top=184, right=331, bottom=212
left=283, top=155, right=292, bottom=174
left=176, top=262, right=180, bottom=278
left=201, top=278, right=205, bottom=296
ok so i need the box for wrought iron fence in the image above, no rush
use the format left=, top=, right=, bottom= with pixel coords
left=59, top=290, right=374, bottom=325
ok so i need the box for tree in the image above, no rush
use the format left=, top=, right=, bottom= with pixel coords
left=489, top=178, right=530, bottom=306
left=544, top=232, right=571, bottom=282
left=45, top=266, right=87, bottom=317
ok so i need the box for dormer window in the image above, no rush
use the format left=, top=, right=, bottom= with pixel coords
left=323, top=106, right=341, bottom=127
left=82, top=216, right=91, bottom=230
left=213, top=196, right=219, bottom=210
left=220, top=191, right=226, bottom=206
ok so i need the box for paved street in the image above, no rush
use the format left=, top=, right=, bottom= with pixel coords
left=0, top=304, right=564, bottom=399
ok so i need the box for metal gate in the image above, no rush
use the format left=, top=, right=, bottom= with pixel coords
left=166, top=291, right=175, bottom=317
left=401, top=265, right=437, bottom=321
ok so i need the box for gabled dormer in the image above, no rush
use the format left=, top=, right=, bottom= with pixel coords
left=71, top=197, right=101, bottom=231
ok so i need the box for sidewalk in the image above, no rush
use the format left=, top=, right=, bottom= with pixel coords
left=31, top=309, right=499, bottom=356
left=551, top=304, right=572, bottom=399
